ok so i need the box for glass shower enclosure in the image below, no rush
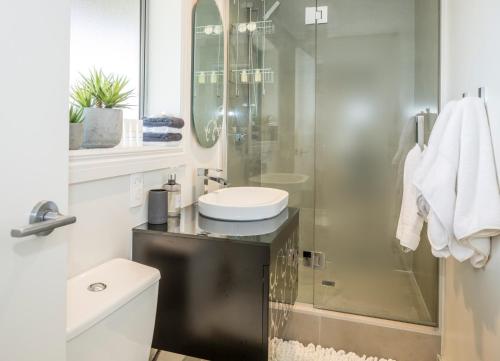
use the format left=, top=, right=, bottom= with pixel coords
left=227, top=0, right=440, bottom=326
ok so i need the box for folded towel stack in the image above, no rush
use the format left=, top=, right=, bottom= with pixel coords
left=142, top=116, right=185, bottom=145
left=143, top=133, right=183, bottom=142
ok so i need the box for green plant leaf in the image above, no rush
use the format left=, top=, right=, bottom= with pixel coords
left=69, top=105, right=84, bottom=124
left=71, top=80, right=94, bottom=108
left=77, top=68, right=134, bottom=109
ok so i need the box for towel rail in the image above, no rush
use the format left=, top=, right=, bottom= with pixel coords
left=461, top=87, right=486, bottom=100
left=416, top=114, right=425, bottom=150
left=415, top=88, right=486, bottom=154
left=478, top=87, right=486, bottom=101
left=415, top=108, right=432, bottom=150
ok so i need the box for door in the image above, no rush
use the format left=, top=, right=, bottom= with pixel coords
left=0, top=1, right=71, bottom=360
left=313, top=0, right=440, bottom=325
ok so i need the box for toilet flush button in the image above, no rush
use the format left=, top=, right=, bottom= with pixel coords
left=88, top=283, right=107, bottom=292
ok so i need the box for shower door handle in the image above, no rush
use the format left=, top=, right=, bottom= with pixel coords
left=312, top=252, right=326, bottom=269
left=303, top=250, right=326, bottom=269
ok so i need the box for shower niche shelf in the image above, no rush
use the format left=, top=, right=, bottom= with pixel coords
left=230, top=68, right=274, bottom=84
left=194, top=70, right=224, bottom=84
left=231, top=20, right=275, bottom=35
left=195, top=24, right=223, bottom=36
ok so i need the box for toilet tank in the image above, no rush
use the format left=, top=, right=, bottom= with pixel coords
left=67, top=259, right=160, bottom=361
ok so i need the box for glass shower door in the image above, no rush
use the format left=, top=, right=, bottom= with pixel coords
left=226, top=0, right=440, bottom=327
left=226, top=0, right=318, bottom=304
left=313, top=0, right=440, bottom=326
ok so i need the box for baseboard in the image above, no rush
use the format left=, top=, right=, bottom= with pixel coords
left=284, top=305, right=441, bottom=361
left=293, top=302, right=440, bottom=335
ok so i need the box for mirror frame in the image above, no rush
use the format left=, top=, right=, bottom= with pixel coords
left=190, top=0, right=225, bottom=148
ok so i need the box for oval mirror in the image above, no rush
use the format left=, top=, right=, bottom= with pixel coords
left=192, top=0, right=224, bottom=148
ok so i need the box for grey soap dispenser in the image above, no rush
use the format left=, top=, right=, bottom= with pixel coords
left=164, top=174, right=181, bottom=217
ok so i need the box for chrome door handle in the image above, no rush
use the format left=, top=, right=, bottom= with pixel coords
left=11, top=201, right=77, bottom=238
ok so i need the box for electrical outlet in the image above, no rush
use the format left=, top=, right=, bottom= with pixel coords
left=130, top=173, right=144, bottom=208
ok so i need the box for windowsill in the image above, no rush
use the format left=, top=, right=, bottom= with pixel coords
left=69, top=144, right=188, bottom=185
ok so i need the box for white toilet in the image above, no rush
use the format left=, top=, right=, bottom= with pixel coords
left=66, top=258, right=161, bottom=361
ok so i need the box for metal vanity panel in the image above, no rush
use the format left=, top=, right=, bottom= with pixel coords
left=269, top=212, right=299, bottom=354
left=133, top=232, right=269, bottom=360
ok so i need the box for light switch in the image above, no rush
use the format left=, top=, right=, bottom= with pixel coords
left=130, top=173, right=144, bottom=208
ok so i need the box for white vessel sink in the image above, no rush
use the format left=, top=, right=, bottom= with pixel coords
left=198, top=208, right=289, bottom=236
left=198, top=187, right=289, bottom=221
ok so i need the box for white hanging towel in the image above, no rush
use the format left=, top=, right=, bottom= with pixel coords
left=412, top=101, right=457, bottom=258
left=414, top=97, right=500, bottom=268
left=396, top=144, right=426, bottom=251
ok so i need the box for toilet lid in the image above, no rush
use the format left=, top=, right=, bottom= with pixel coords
left=66, top=258, right=160, bottom=341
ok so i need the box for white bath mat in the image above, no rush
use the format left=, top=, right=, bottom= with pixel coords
left=271, top=339, right=397, bottom=361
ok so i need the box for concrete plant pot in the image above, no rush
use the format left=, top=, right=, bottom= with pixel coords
left=82, top=108, right=123, bottom=148
left=69, top=122, right=84, bottom=150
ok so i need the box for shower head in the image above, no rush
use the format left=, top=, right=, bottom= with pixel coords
left=263, top=1, right=280, bottom=20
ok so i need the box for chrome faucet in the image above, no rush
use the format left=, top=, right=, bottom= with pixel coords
left=197, top=168, right=230, bottom=195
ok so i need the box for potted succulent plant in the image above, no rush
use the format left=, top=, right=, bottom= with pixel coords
left=72, top=69, right=133, bottom=148
left=69, top=105, right=84, bottom=150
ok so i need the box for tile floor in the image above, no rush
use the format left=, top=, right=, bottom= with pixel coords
left=151, top=340, right=400, bottom=361
left=282, top=311, right=440, bottom=361
left=150, top=349, right=206, bottom=361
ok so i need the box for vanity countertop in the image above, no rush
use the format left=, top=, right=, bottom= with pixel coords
left=133, top=204, right=299, bottom=246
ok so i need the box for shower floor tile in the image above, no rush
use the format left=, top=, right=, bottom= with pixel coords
left=298, top=257, right=433, bottom=325
left=313, top=261, right=434, bottom=325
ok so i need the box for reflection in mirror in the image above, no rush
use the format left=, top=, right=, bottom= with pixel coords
left=192, top=0, right=224, bottom=148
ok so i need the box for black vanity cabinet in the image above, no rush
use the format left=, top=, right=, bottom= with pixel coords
left=132, top=206, right=299, bottom=361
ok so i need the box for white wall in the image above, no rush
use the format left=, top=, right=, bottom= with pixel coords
left=68, top=168, right=184, bottom=277
left=441, top=1, right=500, bottom=360
left=68, top=0, right=224, bottom=277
